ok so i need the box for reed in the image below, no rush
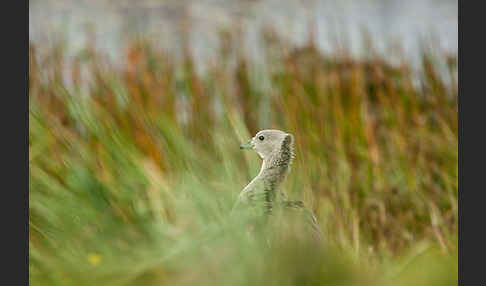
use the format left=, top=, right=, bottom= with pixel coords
left=29, top=27, right=457, bottom=286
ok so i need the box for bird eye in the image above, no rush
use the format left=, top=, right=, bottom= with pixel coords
left=258, top=136, right=265, bottom=141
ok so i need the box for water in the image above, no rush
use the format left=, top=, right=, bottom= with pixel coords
left=29, top=0, right=457, bottom=71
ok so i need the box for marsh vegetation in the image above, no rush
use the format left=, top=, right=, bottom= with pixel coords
left=29, top=23, right=457, bottom=286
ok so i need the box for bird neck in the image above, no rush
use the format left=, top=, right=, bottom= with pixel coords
left=257, top=149, right=291, bottom=191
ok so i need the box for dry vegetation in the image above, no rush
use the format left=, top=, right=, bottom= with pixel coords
left=29, top=28, right=457, bottom=286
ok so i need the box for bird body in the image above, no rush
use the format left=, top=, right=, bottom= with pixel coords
left=234, top=129, right=321, bottom=241
left=235, top=130, right=293, bottom=212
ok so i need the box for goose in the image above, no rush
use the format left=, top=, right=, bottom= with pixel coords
left=234, top=129, right=321, bottom=240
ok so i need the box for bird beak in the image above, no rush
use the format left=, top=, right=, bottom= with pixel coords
left=240, top=138, right=254, bottom=150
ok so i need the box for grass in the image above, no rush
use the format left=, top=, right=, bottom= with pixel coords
left=29, top=28, right=457, bottom=286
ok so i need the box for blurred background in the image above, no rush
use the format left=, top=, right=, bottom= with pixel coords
left=29, top=0, right=458, bottom=285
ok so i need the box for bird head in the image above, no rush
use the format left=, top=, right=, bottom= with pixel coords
left=240, top=129, right=294, bottom=160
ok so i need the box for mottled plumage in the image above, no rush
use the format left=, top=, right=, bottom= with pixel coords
left=234, top=129, right=321, bottom=240
left=235, top=130, right=293, bottom=211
